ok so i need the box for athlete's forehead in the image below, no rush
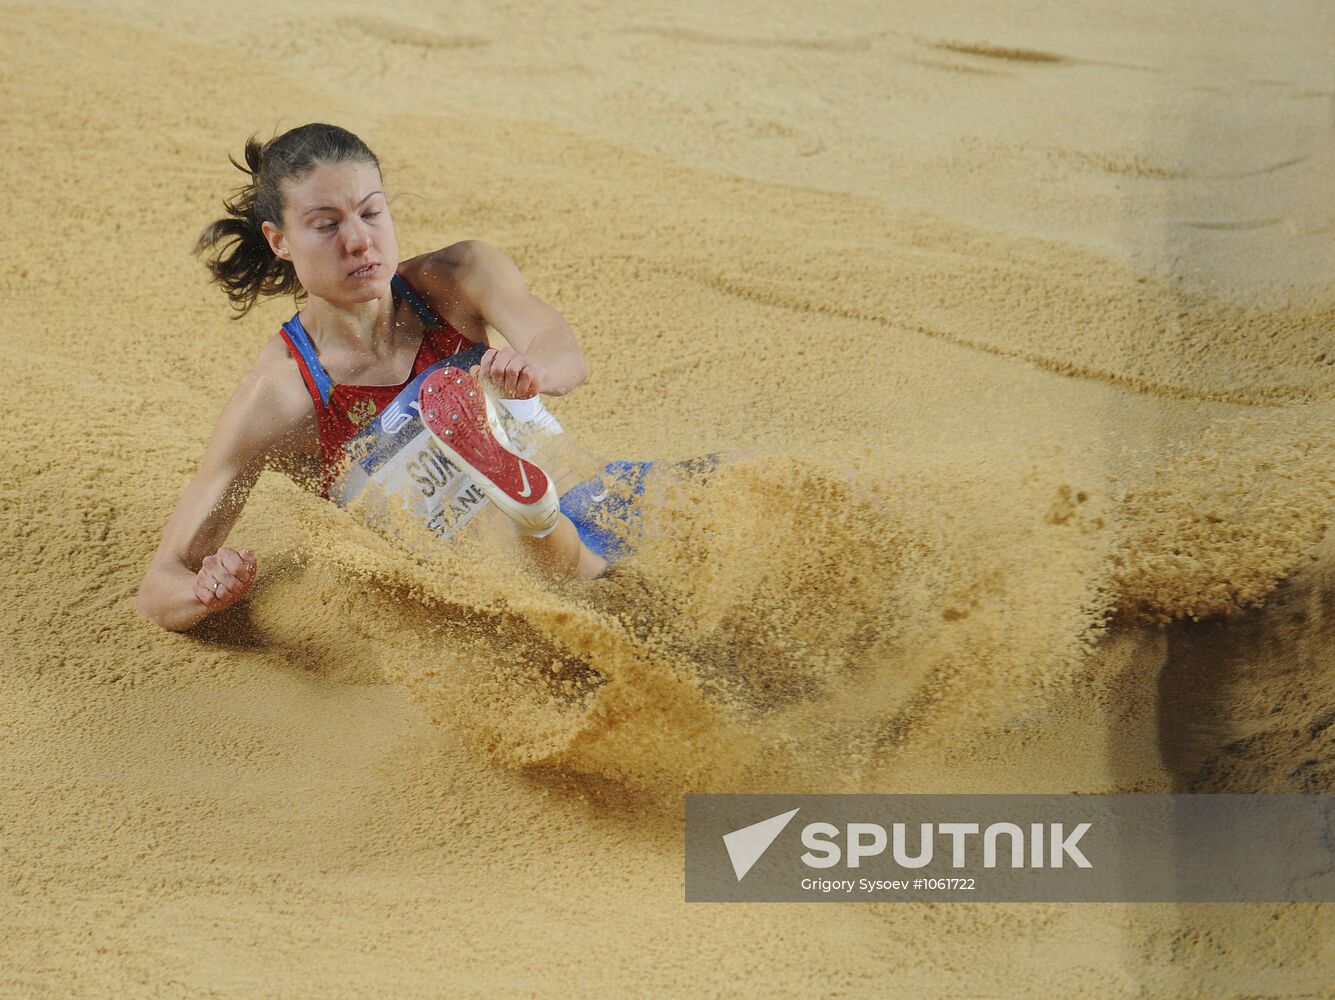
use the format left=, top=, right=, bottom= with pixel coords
left=288, top=160, right=384, bottom=215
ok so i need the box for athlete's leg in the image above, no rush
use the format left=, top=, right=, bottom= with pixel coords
left=419, top=367, right=608, bottom=582
left=517, top=514, right=608, bottom=581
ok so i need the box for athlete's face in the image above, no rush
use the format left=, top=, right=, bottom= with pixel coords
left=262, top=159, right=398, bottom=307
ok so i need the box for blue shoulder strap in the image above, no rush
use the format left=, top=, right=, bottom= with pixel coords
left=281, top=276, right=436, bottom=409
left=280, top=314, right=334, bottom=407
left=392, top=272, right=441, bottom=328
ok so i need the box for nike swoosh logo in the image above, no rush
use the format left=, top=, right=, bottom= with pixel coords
left=589, top=488, right=609, bottom=502
left=517, top=461, right=533, bottom=498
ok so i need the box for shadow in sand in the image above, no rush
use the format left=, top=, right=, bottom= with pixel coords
left=185, top=601, right=266, bottom=648
left=1157, top=544, right=1335, bottom=793
left=178, top=552, right=396, bottom=681
left=1103, top=533, right=1335, bottom=995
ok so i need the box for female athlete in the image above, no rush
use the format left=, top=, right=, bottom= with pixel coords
left=136, top=123, right=615, bottom=632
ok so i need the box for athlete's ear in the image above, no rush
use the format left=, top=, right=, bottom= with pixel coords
left=260, top=220, right=292, bottom=261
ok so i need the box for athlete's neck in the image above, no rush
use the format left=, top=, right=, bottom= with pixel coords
left=300, top=287, right=396, bottom=355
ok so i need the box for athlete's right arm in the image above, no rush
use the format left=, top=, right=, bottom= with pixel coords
left=136, top=344, right=316, bottom=632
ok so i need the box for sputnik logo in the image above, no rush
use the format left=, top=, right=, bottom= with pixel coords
left=723, top=808, right=799, bottom=881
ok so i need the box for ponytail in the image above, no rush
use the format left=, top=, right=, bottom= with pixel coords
left=195, top=124, right=382, bottom=317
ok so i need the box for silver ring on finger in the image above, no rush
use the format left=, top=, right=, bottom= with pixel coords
left=214, top=581, right=225, bottom=596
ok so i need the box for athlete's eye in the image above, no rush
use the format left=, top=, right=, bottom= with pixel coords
left=315, top=221, right=337, bottom=232
left=363, top=211, right=381, bottom=220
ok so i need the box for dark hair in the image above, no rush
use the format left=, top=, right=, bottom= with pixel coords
left=195, top=123, right=382, bottom=317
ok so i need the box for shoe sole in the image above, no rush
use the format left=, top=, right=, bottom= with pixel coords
left=418, top=367, right=560, bottom=536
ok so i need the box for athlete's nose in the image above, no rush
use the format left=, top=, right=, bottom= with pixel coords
left=344, top=218, right=372, bottom=254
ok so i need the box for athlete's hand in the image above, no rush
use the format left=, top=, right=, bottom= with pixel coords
left=472, top=347, right=541, bottom=399
left=194, top=546, right=257, bottom=612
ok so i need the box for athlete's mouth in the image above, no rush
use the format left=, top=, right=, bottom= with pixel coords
left=349, top=262, right=380, bottom=278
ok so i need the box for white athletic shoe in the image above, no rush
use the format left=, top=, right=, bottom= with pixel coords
left=418, top=367, right=561, bottom=537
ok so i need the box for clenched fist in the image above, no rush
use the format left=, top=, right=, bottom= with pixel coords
left=194, top=546, right=257, bottom=612
left=471, top=346, right=544, bottom=399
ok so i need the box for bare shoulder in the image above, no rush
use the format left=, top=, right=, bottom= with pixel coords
left=247, top=335, right=319, bottom=423
left=404, top=240, right=524, bottom=312
left=213, top=335, right=319, bottom=466
left=412, top=239, right=500, bottom=278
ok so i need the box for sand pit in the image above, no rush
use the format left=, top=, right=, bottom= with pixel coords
left=2, top=0, right=1332, bottom=995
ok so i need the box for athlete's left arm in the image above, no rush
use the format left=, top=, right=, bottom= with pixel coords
left=447, top=240, right=590, bottom=398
